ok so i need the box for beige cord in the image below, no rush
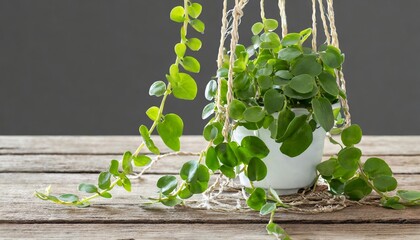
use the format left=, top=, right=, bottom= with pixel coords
left=318, top=0, right=331, bottom=45
left=260, top=0, right=266, bottom=20
left=312, top=0, right=318, bottom=51
left=278, top=0, right=288, bottom=37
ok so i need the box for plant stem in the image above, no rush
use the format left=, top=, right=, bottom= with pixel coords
left=79, top=179, right=120, bottom=204
left=358, top=161, right=388, bottom=198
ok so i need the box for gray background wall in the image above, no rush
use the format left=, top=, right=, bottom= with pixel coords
left=1, top=0, right=419, bottom=135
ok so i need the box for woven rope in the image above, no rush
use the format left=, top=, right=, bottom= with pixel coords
left=318, top=0, right=331, bottom=45
left=311, top=0, right=317, bottom=51
left=278, top=0, right=288, bottom=37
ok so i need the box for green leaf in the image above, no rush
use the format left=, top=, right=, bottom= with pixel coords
left=344, top=177, right=372, bottom=201
left=187, top=38, right=202, bottom=51
left=157, top=175, right=178, bottom=195
left=264, top=89, right=285, bottom=114
left=329, top=179, right=345, bottom=195
left=170, top=6, right=185, bottom=23
left=397, top=190, right=420, bottom=202
left=341, top=124, right=362, bottom=147
left=180, top=160, right=199, bottom=182
left=243, top=106, right=265, bottom=123
left=380, top=196, right=406, bottom=210
left=178, top=186, right=193, bottom=199
left=241, top=136, right=270, bottom=159
left=122, top=151, right=133, bottom=174
left=149, top=81, right=166, bottom=97
left=139, top=125, right=160, bottom=155
left=299, top=28, right=312, bottom=43
left=289, top=74, right=315, bottom=94
left=283, top=85, right=319, bottom=100
left=204, top=80, right=217, bottom=101
left=160, top=196, right=182, bottom=207
left=266, top=223, right=290, bottom=240
left=312, top=97, right=334, bottom=131
left=291, top=55, right=322, bottom=76
left=257, top=76, right=272, bottom=90
left=133, top=155, right=152, bottom=167
left=146, top=106, right=160, bottom=121
left=246, top=188, right=266, bottom=211
left=373, top=176, right=398, bottom=192
left=276, top=115, right=308, bottom=142
left=171, top=73, right=198, bottom=100
left=275, top=108, right=295, bottom=140
left=216, top=143, right=238, bottom=167
left=263, top=19, right=278, bottom=31
left=78, top=183, right=98, bottom=193
left=280, top=121, right=313, bottom=157
left=281, top=33, right=301, bottom=46
left=189, top=166, right=210, bottom=194
left=100, top=192, right=112, bottom=199
left=98, top=172, right=111, bottom=190
left=188, top=3, right=202, bottom=18
left=58, top=194, right=79, bottom=203
left=275, top=70, right=293, bottom=80
left=205, top=146, right=220, bottom=171
left=234, top=72, right=251, bottom=90
left=260, top=202, right=276, bottom=215
left=247, top=157, right=267, bottom=181
left=260, top=32, right=281, bottom=49
left=203, top=122, right=223, bottom=144
left=202, top=102, right=215, bottom=120
left=320, top=46, right=343, bottom=68
left=181, top=56, right=200, bottom=73
left=251, top=22, right=264, bottom=35
left=363, top=157, right=393, bottom=180
left=317, top=158, right=339, bottom=177
left=318, top=71, right=339, bottom=97
left=121, top=175, right=131, bottom=192
left=190, top=19, right=205, bottom=33
left=278, top=46, right=302, bottom=62
left=109, top=160, right=119, bottom=176
left=219, top=165, right=236, bottom=179
left=157, top=113, right=183, bottom=151
left=337, top=147, right=362, bottom=171
left=229, top=99, right=247, bottom=120
left=174, top=43, right=186, bottom=58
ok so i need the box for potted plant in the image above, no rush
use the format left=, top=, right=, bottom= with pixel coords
left=35, top=1, right=420, bottom=239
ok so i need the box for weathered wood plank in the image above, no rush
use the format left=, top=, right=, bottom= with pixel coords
left=1, top=224, right=420, bottom=240
left=1, top=173, right=419, bottom=223
left=0, top=136, right=419, bottom=155
left=1, top=154, right=419, bottom=174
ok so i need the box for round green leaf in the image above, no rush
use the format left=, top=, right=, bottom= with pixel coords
left=280, top=122, right=313, bottom=157
left=219, top=165, right=236, bottom=179
left=78, top=183, right=98, bottom=193
left=157, top=175, right=178, bottom=195
left=337, top=147, right=362, bottom=171
left=312, top=97, right=334, bottom=131
left=344, top=177, right=372, bottom=201
left=278, top=46, right=302, bottom=62
left=283, top=85, right=319, bottom=100
left=109, top=160, right=119, bottom=176
left=341, top=124, right=362, bottom=147
left=98, top=171, right=111, bottom=190
left=133, top=155, right=152, bottom=167
left=58, top=194, right=79, bottom=203
left=317, top=158, right=338, bottom=177
left=260, top=32, right=281, bottom=49
left=204, top=80, right=217, bottom=101
left=263, top=19, right=278, bottom=31
left=247, top=157, right=268, bottom=181
left=257, top=76, right=272, bottom=90
left=180, top=160, right=199, bottom=182
left=289, top=74, right=315, bottom=94
left=264, top=89, right=285, bottom=114
left=178, top=186, right=193, bottom=199
left=149, top=81, right=166, bottom=97
left=318, top=71, right=339, bottom=97
left=276, top=115, right=308, bottom=142
left=174, top=43, right=186, bottom=58
left=215, top=143, right=238, bottom=167
left=260, top=202, right=276, bottom=215
left=188, top=3, right=202, bottom=18
left=186, top=38, right=202, bottom=51
left=171, top=73, right=198, bottom=100
left=291, top=55, right=322, bottom=76
left=246, top=188, right=267, bottom=211
left=275, top=70, right=293, bottom=80
left=251, top=22, right=264, bottom=35
left=281, top=33, right=301, bottom=46
left=202, top=102, right=215, bottom=120
left=122, top=151, right=133, bottom=173
left=146, top=106, right=160, bottom=121
left=157, top=113, right=184, bottom=151
left=243, top=106, right=265, bottom=123
left=100, top=192, right=112, bottom=199
left=363, top=157, right=393, bottom=180
left=229, top=99, right=247, bottom=120
left=190, top=19, right=205, bottom=33
left=182, top=56, right=200, bottom=73
left=373, top=176, right=398, bottom=192
left=241, top=136, right=270, bottom=159
left=397, top=190, right=420, bottom=202
left=320, top=46, right=343, bottom=68
left=170, top=6, right=185, bottom=23
left=205, top=146, right=220, bottom=171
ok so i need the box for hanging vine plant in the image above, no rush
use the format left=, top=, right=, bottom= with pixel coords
left=35, top=0, right=420, bottom=239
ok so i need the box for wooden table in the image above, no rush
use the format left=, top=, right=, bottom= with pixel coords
left=0, top=136, right=419, bottom=239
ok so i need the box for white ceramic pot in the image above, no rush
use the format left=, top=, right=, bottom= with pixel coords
left=232, top=104, right=339, bottom=195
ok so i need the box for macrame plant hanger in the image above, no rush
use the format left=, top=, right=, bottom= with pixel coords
left=215, top=0, right=352, bottom=141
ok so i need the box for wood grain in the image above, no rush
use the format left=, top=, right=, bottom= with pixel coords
left=1, top=224, right=420, bottom=240
left=1, top=136, right=419, bottom=155
left=1, top=154, right=419, bottom=174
